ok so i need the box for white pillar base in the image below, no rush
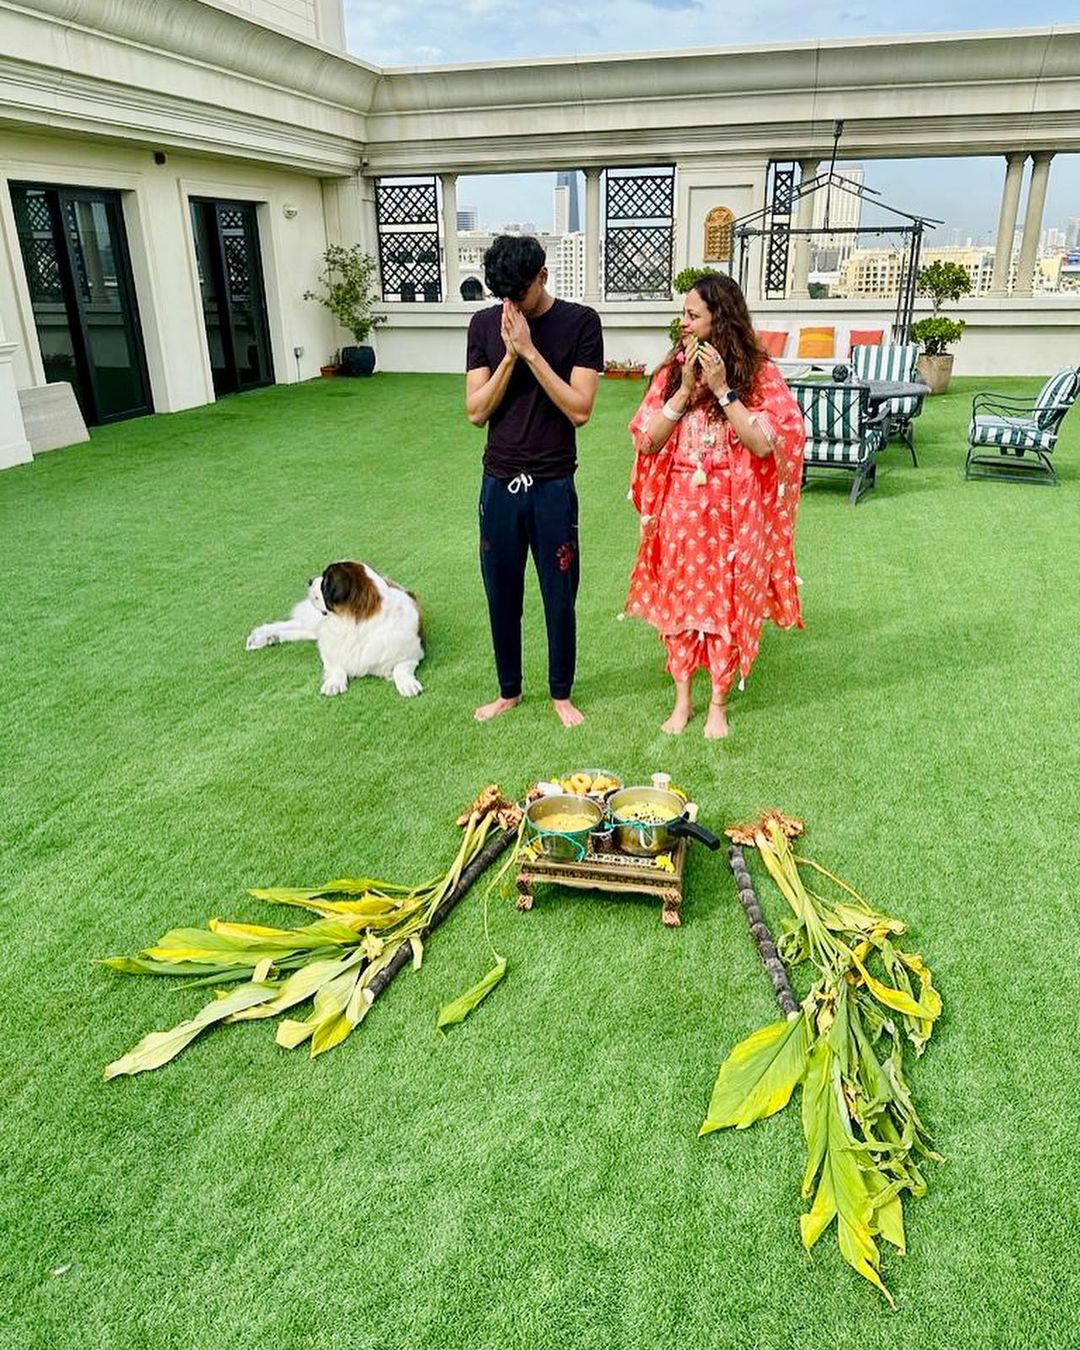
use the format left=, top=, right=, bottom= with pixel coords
left=0, top=343, right=33, bottom=470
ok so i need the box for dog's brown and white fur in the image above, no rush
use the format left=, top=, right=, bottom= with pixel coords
left=246, top=561, right=424, bottom=697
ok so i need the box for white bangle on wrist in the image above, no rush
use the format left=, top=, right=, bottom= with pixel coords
left=661, top=399, right=686, bottom=421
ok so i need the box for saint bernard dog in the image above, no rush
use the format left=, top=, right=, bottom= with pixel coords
left=246, top=561, right=424, bottom=697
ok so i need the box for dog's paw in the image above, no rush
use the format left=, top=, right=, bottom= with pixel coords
left=246, top=627, right=277, bottom=651
left=394, top=673, right=424, bottom=698
left=320, top=674, right=348, bottom=697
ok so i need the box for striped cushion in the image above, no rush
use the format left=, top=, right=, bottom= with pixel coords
left=887, top=395, right=922, bottom=417
left=804, top=438, right=869, bottom=466
left=795, top=385, right=862, bottom=442
left=851, top=343, right=919, bottom=382
left=969, top=415, right=1056, bottom=451
left=1033, top=367, right=1079, bottom=429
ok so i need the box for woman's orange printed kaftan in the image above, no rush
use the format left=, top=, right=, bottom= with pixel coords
left=625, top=359, right=805, bottom=688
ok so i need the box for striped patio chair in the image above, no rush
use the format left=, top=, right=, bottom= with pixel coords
left=794, top=382, right=890, bottom=506
left=965, top=366, right=1079, bottom=486
left=850, top=342, right=923, bottom=465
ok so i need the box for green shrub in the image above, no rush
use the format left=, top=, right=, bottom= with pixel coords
left=916, top=260, right=972, bottom=312
left=673, top=266, right=719, bottom=294
left=910, top=316, right=966, bottom=356
left=304, top=245, right=386, bottom=344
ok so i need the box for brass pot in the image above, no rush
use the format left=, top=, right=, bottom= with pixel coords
left=524, top=793, right=604, bottom=861
left=606, top=786, right=721, bottom=857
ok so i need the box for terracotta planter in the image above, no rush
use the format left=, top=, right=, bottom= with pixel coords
left=604, top=366, right=646, bottom=380
left=320, top=365, right=341, bottom=378
left=916, top=353, right=955, bottom=395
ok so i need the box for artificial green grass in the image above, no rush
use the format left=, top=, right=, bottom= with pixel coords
left=1, top=372, right=1078, bottom=1349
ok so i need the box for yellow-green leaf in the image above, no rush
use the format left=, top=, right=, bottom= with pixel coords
left=801, top=1053, right=897, bottom=1307
left=849, top=947, right=938, bottom=1022
left=436, top=956, right=507, bottom=1030
left=699, top=1013, right=810, bottom=1135
left=104, top=982, right=277, bottom=1079
left=228, top=950, right=365, bottom=1022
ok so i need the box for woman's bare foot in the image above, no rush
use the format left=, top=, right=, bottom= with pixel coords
left=474, top=695, right=521, bottom=722
left=552, top=698, right=584, bottom=727
left=703, top=701, right=729, bottom=739
left=661, top=702, right=693, bottom=734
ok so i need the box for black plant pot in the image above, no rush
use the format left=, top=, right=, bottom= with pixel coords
left=340, top=344, right=376, bottom=377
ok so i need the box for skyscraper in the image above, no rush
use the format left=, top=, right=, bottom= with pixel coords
left=555, top=171, right=580, bottom=233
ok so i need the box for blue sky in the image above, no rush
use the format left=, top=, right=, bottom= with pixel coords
left=342, top=4, right=1079, bottom=243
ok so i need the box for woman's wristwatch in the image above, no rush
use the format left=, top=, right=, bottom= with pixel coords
left=716, top=388, right=741, bottom=407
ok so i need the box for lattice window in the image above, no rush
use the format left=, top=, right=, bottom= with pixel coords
left=27, top=238, right=62, bottom=301
left=376, top=178, right=442, bottom=302
left=223, top=235, right=251, bottom=301
left=604, top=167, right=674, bottom=300
left=764, top=162, right=796, bottom=299
left=25, top=190, right=51, bottom=233
left=703, top=207, right=734, bottom=263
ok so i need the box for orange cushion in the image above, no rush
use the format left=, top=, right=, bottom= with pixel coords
left=797, top=326, right=836, bottom=360
left=849, top=329, right=884, bottom=354
left=756, top=330, right=788, bottom=357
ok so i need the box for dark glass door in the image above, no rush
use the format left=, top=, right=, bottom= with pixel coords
left=190, top=199, right=272, bottom=396
left=10, top=183, right=151, bottom=425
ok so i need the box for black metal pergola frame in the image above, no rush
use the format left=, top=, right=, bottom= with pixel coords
left=731, top=155, right=942, bottom=338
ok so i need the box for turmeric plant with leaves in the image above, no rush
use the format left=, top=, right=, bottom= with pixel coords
left=700, top=815, right=942, bottom=1307
left=103, top=790, right=521, bottom=1078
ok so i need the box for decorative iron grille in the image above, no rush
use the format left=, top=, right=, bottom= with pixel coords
left=604, top=167, right=674, bottom=300
left=764, top=162, right=796, bottom=299
left=376, top=178, right=442, bottom=302
left=223, top=235, right=251, bottom=300
left=27, top=238, right=62, bottom=301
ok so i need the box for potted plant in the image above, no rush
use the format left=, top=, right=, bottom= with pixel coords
left=911, top=260, right=971, bottom=394
left=320, top=350, right=342, bottom=378
left=603, top=359, right=646, bottom=380
left=304, top=245, right=386, bottom=377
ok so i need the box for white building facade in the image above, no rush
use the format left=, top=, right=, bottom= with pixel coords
left=1, top=2, right=1079, bottom=467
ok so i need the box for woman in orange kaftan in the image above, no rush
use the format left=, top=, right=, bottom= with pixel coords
left=625, top=274, right=805, bottom=738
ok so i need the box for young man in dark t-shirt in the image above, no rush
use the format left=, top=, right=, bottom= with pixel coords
left=465, top=235, right=603, bottom=726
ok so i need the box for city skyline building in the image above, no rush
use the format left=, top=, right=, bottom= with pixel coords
left=555, top=171, right=580, bottom=232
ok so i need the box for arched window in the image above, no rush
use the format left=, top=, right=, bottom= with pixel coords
left=704, top=207, right=734, bottom=263
left=460, top=276, right=484, bottom=301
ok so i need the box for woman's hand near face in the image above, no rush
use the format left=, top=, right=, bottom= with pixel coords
left=679, top=339, right=700, bottom=394
left=698, top=342, right=730, bottom=396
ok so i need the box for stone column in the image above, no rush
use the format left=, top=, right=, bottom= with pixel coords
left=440, top=173, right=460, bottom=302
left=990, top=153, right=1026, bottom=296
left=0, top=340, right=33, bottom=470
left=1015, top=151, right=1054, bottom=298
left=584, top=168, right=601, bottom=304
left=789, top=158, right=819, bottom=299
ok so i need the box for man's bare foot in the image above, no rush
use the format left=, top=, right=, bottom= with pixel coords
left=552, top=698, right=584, bottom=727
left=474, top=695, right=521, bottom=722
left=704, top=701, right=729, bottom=739
left=661, top=703, right=693, bottom=735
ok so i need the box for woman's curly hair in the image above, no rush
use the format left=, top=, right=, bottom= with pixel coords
left=658, top=273, right=766, bottom=419
left=483, top=235, right=547, bottom=301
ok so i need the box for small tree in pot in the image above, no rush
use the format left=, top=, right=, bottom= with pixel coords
left=911, top=260, right=971, bottom=394
left=305, top=245, right=386, bottom=377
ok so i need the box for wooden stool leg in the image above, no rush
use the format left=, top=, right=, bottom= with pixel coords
left=516, top=875, right=534, bottom=911
left=661, top=889, right=682, bottom=927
